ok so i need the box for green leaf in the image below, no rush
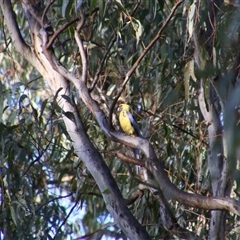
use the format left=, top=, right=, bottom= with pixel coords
left=63, top=111, right=76, bottom=123
left=12, top=82, right=24, bottom=92
left=30, top=104, right=38, bottom=120
left=62, top=0, right=74, bottom=19
left=10, top=206, right=17, bottom=226
left=90, top=0, right=98, bottom=13
left=99, top=0, right=107, bottom=18
left=184, top=62, right=190, bottom=100
left=61, top=94, right=74, bottom=106
left=39, top=99, right=48, bottom=119
left=187, top=1, right=196, bottom=42
left=102, top=188, right=111, bottom=195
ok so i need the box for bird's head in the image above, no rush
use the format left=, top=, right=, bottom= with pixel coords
left=117, top=103, right=130, bottom=112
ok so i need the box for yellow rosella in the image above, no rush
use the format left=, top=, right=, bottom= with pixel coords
left=118, top=103, right=141, bottom=172
left=117, top=103, right=140, bottom=137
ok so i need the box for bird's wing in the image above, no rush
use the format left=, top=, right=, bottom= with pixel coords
left=128, top=112, right=141, bottom=160
left=128, top=112, right=140, bottom=137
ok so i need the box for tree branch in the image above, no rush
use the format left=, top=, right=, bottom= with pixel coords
left=41, top=0, right=55, bottom=27
left=116, top=152, right=146, bottom=167
left=75, top=12, right=87, bottom=84
left=0, top=0, right=33, bottom=62
left=46, top=17, right=79, bottom=49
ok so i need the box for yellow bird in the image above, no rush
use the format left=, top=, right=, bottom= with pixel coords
left=118, top=103, right=141, bottom=162
left=117, top=103, right=140, bottom=137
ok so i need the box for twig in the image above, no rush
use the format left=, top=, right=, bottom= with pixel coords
left=0, top=18, right=11, bottom=52
left=75, top=12, right=87, bottom=83
left=76, top=12, right=85, bottom=32
left=20, top=141, right=51, bottom=179
left=53, top=198, right=79, bottom=239
left=35, top=193, right=73, bottom=213
left=131, top=0, right=141, bottom=16
left=89, top=34, right=117, bottom=91
left=41, top=0, right=55, bottom=27
left=46, top=7, right=100, bottom=49
left=46, top=17, right=79, bottom=49
left=108, top=0, right=184, bottom=128
left=117, top=152, right=146, bottom=167
left=124, top=190, right=144, bottom=205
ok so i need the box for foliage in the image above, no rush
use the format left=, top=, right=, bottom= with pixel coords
left=1, top=0, right=240, bottom=239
